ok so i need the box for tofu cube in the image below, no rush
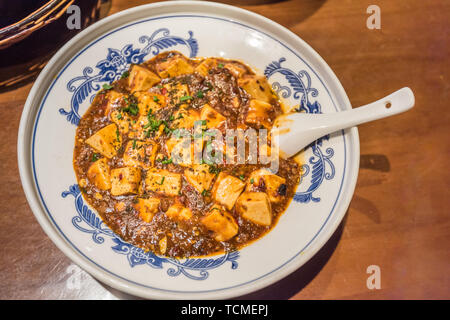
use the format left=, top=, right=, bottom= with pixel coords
left=123, top=140, right=158, bottom=169
left=133, top=91, right=166, bottom=115
left=114, top=201, right=126, bottom=212
left=202, top=135, right=232, bottom=165
left=245, top=99, right=274, bottom=129
left=129, top=115, right=164, bottom=141
left=201, top=204, right=239, bottom=242
left=213, top=138, right=236, bottom=165
left=183, top=164, right=215, bottom=193
left=211, top=172, right=245, bottom=210
left=87, top=158, right=111, bottom=190
left=200, top=104, right=226, bottom=129
left=85, top=123, right=122, bottom=158
left=156, top=56, right=194, bottom=78
left=110, top=167, right=142, bottom=196
left=258, top=142, right=276, bottom=160
left=144, top=169, right=181, bottom=196
left=159, top=236, right=167, bottom=255
left=165, top=203, right=192, bottom=221
left=162, top=82, right=190, bottom=105
left=171, top=105, right=200, bottom=130
left=128, top=65, right=161, bottom=92
left=104, top=90, right=125, bottom=117
left=110, top=109, right=131, bottom=134
left=165, top=136, right=195, bottom=167
left=195, top=58, right=218, bottom=76
left=224, top=63, right=247, bottom=78
left=247, top=169, right=287, bottom=203
left=238, top=75, right=275, bottom=103
left=236, top=192, right=272, bottom=226
left=135, top=197, right=160, bottom=223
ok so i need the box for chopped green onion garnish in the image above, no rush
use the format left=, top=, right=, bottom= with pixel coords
left=179, top=95, right=192, bottom=102
left=129, top=105, right=139, bottom=115
left=102, top=83, right=113, bottom=90
left=91, top=153, right=100, bottom=162
left=121, top=95, right=139, bottom=115
left=145, top=111, right=162, bottom=132
left=120, top=71, right=129, bottom=79
left=208, top=164, right=221, bottom=175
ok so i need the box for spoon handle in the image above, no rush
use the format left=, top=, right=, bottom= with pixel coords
left=275, top=87, right=415, bottom=158
left=291, top=87, right=414, bottom=137
left=322, top=87, right=415, bottom=131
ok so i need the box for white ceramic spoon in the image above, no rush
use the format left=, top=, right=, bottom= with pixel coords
left=272, top=87, right=415, bottom=158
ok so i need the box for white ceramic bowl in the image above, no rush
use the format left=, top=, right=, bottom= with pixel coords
left=18, top=1, right=359, bottom=299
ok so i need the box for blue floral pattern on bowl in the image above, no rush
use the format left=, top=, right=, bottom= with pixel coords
left=62, top=184, right=239, bottom=280
left=59, top=28, right=198, bottom=125
left=265, top=58, right=335, bottom=203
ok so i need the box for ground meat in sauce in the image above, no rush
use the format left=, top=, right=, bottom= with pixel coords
left=73, top=51, right=301, bottom=258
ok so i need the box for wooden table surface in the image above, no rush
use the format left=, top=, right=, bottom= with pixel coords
left=0, top=0, right=448, bottom=300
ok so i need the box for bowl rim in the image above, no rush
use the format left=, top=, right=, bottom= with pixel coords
left=18, top=0, right=360, bottom=299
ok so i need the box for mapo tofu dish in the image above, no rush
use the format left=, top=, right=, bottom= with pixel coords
left=74, top=51, right=301, bottom=258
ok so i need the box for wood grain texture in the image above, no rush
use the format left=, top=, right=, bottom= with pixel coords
left=0, top=0, right=448, bottom=300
